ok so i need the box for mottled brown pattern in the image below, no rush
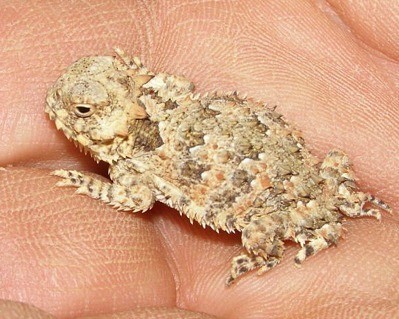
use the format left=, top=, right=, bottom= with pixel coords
left=46, top=49, right=392, bottom=285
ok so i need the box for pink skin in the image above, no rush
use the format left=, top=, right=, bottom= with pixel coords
left=1, top=1, right=398, bottom=318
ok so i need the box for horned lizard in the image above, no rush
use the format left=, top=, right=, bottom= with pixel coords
left=45, top=49, right=392, bottom=285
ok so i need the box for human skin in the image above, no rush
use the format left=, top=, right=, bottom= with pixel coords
left=0, top=1, right=398, bottom=318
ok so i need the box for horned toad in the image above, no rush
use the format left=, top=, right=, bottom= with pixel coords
left=45, top=49, right=392, bottom=285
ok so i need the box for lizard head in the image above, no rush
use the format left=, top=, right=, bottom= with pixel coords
left=45, top=53, right=153, bottom=163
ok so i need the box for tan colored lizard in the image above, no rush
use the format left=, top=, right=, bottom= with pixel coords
left=46, top=49, right=392, bottom=285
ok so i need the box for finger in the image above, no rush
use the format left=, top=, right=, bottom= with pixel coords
left=326, top=0, right=399, bottom=60
left=0, top=167, right=176, bottom=318
left=78, top=306, right=218, bottom=319
left=0, top=300, right=56, bottom=319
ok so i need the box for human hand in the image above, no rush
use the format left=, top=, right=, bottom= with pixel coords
left=1, top=1, right=398, bottom=318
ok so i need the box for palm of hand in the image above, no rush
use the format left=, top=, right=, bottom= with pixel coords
left=0, top=1, right=398, bottom=318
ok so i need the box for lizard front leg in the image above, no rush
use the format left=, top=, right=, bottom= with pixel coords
left=52, top=170, right=155, bottom=212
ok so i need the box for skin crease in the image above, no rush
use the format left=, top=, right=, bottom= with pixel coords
left=0, top=0, right=398, bottom=318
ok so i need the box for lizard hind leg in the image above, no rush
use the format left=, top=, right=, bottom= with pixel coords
left=226, top=254, right=266, bottom=286
left=294, top=222, right=343, bottom=265
left=338, top=191, right=389, bottom=221
left=227, top=216, right=285, bottom=285
left=320, top=150, right=392, bottom=221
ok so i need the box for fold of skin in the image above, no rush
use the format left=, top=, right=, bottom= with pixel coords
left=0, top=1, right=398, bottom=318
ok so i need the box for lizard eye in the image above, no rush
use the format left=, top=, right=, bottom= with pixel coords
left=74, top=104, right=96, bottom=117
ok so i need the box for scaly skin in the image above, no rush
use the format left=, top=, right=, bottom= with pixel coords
left=45, top=49, right=392, bottom=285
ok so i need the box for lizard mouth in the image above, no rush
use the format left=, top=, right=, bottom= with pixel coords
left=45, top=99, right=76, bottom=142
